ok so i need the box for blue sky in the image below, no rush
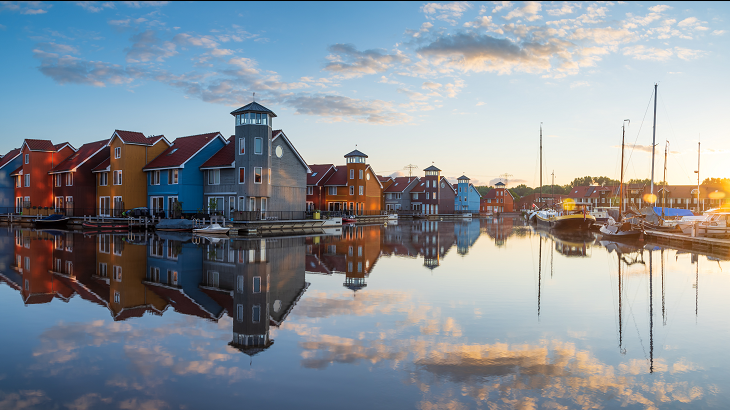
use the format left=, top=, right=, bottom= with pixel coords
left=1, top=1, right=729, bottom=186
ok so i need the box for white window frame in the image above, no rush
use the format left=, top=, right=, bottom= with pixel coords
left=99, top=172, right=108, bottom=186
left=307, top=186, right=313, bottom=195
left=252, top=305, right=261, bottom=323
left=254, top=137, right=263, bottom=155
left=359, top=169, right=363, bottom=179
left=254, top=167, right=262, bottom=184
left=151, top=170, right=160, bottom=185
left=253, top=276, right=261, bottom=293
left=150, top=196, right=164, bottom=214
left=114, top=147, right=121, bottom=159
left=24, top=174, right=30, bottom=187
left=329, top=186, right=337, bottom=195
left=54, top=174, right=61, bottom=187
left=350, top=169, right=354, bottom=179
left=239, top=138, right=245, bottom=154
left=113, top=265, right=122, bottom=282
left=113, top=170, right=122, bottom=185
left=66, top=172, right=73, bottom=187
left=349, top=186, right=354, bottom=195
left=238, top=167, right=245, bottom=184
left=169, top=169, right=179, bottom=185
left=24, top=153, right=29, bottom=164
left=99, top=196, right=111, bottom=217
left=208, top=169, right=220, bottom=185
left=359, top=186, right=364, bottom=195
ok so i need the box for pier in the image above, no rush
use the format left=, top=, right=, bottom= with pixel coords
left=645, top=230, right=730, bottom=256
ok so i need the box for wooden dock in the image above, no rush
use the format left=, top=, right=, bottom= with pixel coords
left=644, top=229, right=730, bottom=256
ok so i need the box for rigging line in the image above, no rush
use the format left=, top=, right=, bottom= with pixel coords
left=626, top=273, right=648, bottom=360
left=607, top=252, right=620, bottom=346
left=669, top=152, right=694, bottom=183
left=624, top=88, right=655, bottom=179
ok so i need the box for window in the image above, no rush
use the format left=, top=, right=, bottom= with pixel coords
left=359, top=169, right=363, bottom=179
left=307, top=186, right=313, bottom=195
left=237, top=304, right=244, bottom=322
left=99, top=197, right=110, bottom=216
left=114, top=291, right=120, bottom=304
left=66, top=173, right=73, bottom=186
left=238, top=167, right=245, bottom=184
left=328, top=186, right=337, bottom=195
left=269, top=137, right=272, bottom=157
left=99, top=234, right=110, bottom=253
left=433, top=192, right=437, bottom=200
left=113, top=266, right=122, bottom=282
left=413, top=193, right=418, bottom=200
left=168, top=270, right=178, bottom=285
left=54, top=174, right=61, bottom=187
left=253, top=276, right=261, bottom=293
left=169, top=169, right=179, bottom=184
left=350, top=186, right=354, bottom=195
left=151, top=170, right=160, bottom=185
left=16, top=177, right=21, bottom=188
left=237, top=276, right=244, bottom=293
left=254, top=167, right=262, bottom=184
left=150, top=267, right=160, bottom=282
left=208, top=169, right=220, bottom=185
left=114, top=147, right=121, bottom=159
left=24, top=154, right=29, bottom=164
left=254, top=137, right=263, bottom=154
left=24, top=174, right=30, bottom=187
left=208, top=271, right=219, bottom=287
left=252, top=305, right=261, bottom=323
left=99, top=263, right=107, bottom=278
left=359, top=186, right=364, bottom=195
left=113, top=170, right=122, bottom=185
left=239, top=138, right=245, bottom=154
left=350, top=169, right=354, bottom=179
left=268, top=168, right=271, bottom=184
left=99, top=172, right=108, bottom=186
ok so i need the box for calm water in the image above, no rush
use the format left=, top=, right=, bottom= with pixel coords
left=0, top=218, right=728, bottom=409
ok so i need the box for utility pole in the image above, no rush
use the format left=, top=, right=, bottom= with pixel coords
left=539, top=123, right=543, bottom=207
left=499, top=173, right=513, bottom=187
left=696, top=140, right=701, bottom=213
left=551, top=170, right=554, bottom=207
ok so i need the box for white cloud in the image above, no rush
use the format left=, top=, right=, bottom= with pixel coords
left=0, top=1, right=51, bottom=14
left=492, top=1, right=512, bottom=14
left=622, top=45, right=673, bottom=61
left=546, top=2, right=573, bottom=17
left=674, top=47, right=705, bottom=61
left=75, top=1, right=115, bottom=12
left=712, top=30, right=726, bottom=36
left=504, top=1, right=542, bottom=22
left=421, top=1, right=472, bottom=25
left=323, top=44, right=408, bottom=79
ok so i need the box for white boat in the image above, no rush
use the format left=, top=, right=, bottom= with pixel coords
left=680, top=210, right=730, bottom=236
left=193, top=223, right=230, bottom=235
left=387, top=213, right=399, bottom=221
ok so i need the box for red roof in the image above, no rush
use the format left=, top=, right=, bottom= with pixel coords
left=200, top=137, right=234, bottom=169
left=10, top=165, right=22, bottom=176
left=0, top=148, right=21, bottom=169
left=144, top=282, right=219, bottom=320
left=410, top=180, right=426, bottom=193
left=307, top=164, right=335, bottom=186
left=23, top=139, right=56, bottom=152
left=385, top=177, right=419, bottom=193
left=378, top=175, right=391, bottom=182
left=53, top=142, right=74, bottom=151
left=324, top=167, right=347, bottom=186
left=200, top=287, right=233, bottom=318
left=92, top=158, right=110, bottom=172
left=144, top=132, right=223, bottom=170
left=51, top=140, right=108, bottom=173
left=113, top=130, right=148, bottom=145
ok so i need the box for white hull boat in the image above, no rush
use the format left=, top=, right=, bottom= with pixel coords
left=193, top=223, right=230, bottom=235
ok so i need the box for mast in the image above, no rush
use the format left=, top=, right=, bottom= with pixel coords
left=620, top=120, right=628, bottom=219
left=649, top=250, right=654, bottom=374
left=538, top=237, right=542, bottom=319
left=697, top=140, right=701, bottom=213
left=618, top=253, right=624, bottom=354
left=539, top=123, right=542, bottom=206
left=663, top=141, right=668, bottom=218
left=551, top=170, right=555, bottom=207
left=650, top=83, right=658, bottom=202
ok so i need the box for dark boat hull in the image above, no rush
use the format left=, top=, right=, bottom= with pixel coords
left=83, top=222, right=129, bottom=230
left=552, top=217, right=594, bottom=230
left=33, top=215, right=70, bottom=228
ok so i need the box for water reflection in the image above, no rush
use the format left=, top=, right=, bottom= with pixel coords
left=0, top=218, right=728, bottom=409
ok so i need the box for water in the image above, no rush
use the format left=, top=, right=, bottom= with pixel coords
left=0, top=218, right=728, bottom=409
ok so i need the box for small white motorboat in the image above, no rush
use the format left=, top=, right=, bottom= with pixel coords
left=193, top=223, right=230, bottom=235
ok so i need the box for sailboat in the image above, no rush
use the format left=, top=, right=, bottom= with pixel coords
left=600, top=119, right=641, bottom=238
left=533, top=123, right=596, bottom=230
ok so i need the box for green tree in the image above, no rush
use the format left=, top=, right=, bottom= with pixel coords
left=702, top=177, right=730, bottom=186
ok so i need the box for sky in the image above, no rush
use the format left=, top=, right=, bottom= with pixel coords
left=1, top=1, right=729, bottom=187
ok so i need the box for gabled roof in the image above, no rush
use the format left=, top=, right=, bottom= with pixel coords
left=50, top=140, right=108, bottom=174
left=495, top=181, right=505, bottom=186
left=22, top=139, right=56, bottom=152
left=441, top=176, right=456, bottom=194
left=272, top=130, right=311, bottom=173
left=469, top=183, right=482, bottom=197
left=91, top=158, right=110, bottom=173
left=307, top=164, right=336, bottom=186
left=411, top=181, right=425, bottom=193
left=144, top=281, right=222, bottom=321
left=385, top=177, right=419, bottom=193
left=144, top=132, right=225, bottom=171
left=0, top=148, right=21, bottom=169
left=200, top=136, right=234, bottom=169
left=230, top=101, right=277, bottom=117
left=458, top=175, right=470, bottom=180
left=54, top=142, right=75, bottom=152
left=109, top=130, right=170, bottom=147
left=424, top=165, right=440, bottom=172
left=344, top=149, right=367, bottom=158
left=378, top=175, right=392, bottom=183
left=9, top=165, right=22, bottom=176
left=483, top=189, right=497, bottom=199
left=323, top=167, right=348, bottom=186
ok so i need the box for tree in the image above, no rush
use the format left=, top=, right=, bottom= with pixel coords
left=569, top=176, right=594, bottom=187
left=702, top=177, right=730, bottom=186
left=475, top=186, right=492, bottom=196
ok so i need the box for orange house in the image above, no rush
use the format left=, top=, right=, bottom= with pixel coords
left=315, top=150, right=383, bottom=214
left=13, top=139, right=75, bottom=213
left=13, top=229, right=74, bottom=305
left=92, top=130, right=170, bottom=216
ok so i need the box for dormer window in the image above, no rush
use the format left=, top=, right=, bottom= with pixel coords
left=237, top=112, right=269, bottom=126
left=346, top=156, right=366, bottom=164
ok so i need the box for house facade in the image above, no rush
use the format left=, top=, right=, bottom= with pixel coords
left=201, top=103, right=310, bottom=219
left=143, top=132, right=227, bottom=217
left=93, top=130, right=170, bottom=216
left=383, top=176, right=420, bottom=211
left=313, top=150, right=383, bottom=214
left=306, top=164, right=338, bottom=212
left=454, top=175, right=481, bottom=212
left=49, top=140, right=109, bottom=216
left=0, top=148, right=22, bottom=213
left=420, top=165, right=456, bottom=215
left=14, top=140, right=75, bottom=213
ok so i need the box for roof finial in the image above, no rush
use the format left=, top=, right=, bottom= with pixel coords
left=253, top=92, right=255, bottom=102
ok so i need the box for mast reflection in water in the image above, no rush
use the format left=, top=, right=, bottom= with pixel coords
left=0, top=218, right=728, bottom=409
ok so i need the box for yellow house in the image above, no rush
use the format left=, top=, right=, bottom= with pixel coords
left=93, top=130, right=170, bottom=216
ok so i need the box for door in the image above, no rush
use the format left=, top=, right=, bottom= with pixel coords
left=229, top=196, right=236, bottom=219
left=113, top=197, right=123, bottom=217
left=15, top=197, right=22, bottom=213
left=65, top=196, right=73, bottom=216
left=99, top=197, right=110, bottom=216
left=260, top=197, right=267, bottom=219
left=151, top=197, right=164, bottom=217
left=168, top=196, right=178, bottom=218
left=55, top=197, right=64, bottom=213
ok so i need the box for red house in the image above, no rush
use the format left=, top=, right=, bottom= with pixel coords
left=49, top=140, right=109, bottom=216
left=306, top=164, right=338, bottom=211
left=13, top=140, right=75, bottom=213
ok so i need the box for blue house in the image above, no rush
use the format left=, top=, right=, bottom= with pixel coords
left=145, top=233, right=225, bottom=321
left=0, top=148, right=22, bottom=214
left=455, top=175, right=481, bottom=212
left=143, top=132, right=227, bottom=217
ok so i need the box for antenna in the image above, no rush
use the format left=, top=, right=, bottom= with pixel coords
left=403, top=164, right=419, bottom=178
left=253, top=92, right=255, bottom=102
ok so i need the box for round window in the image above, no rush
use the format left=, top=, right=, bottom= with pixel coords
left=275, top=145, right=283, bottom=158
left=441, top=182, right=445, bottom=188
left=367, top=173, right=370, bottom=180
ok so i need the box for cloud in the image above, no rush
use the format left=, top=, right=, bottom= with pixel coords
left=570, top=80, right=589, bottom=88
left=547, top=2, right=574, bottom=17
left=678, top=16, right=709, bottom=31
left=35, top=42, right=79, bottom=54
left=109, top=17, right=148, bottom=28
left=406, top=22, right=434, bottom=38
left=75, top=1, right=115, bottom=12
left=65, top=393, right=113, bottom=410
left=283, top=94, right=411, bottom=125
left=0, top=1, right=51, bottom=14
left=674, top=47, right=705, bottom=61
left=120, top=1, right=168, bottom=7
left=0, top=390, right=50, bottom=409
left=421, top=1, right=472, bottom=25
left=33, top=49, right=137, bottom=87
left=323, top=44, right=408, bottom=79
left=492, top=1, right=512, bottom=14
left=570, top=26, right=636, bottom=46
left=124, top=30, right=177, bottom=63
left=422, top=81, right=442, bottom=90
left=622, top=45, right=673, bottom=61
left=712, top=30, right=726, bottom=36
left=504, top=1, right=542, bottom=22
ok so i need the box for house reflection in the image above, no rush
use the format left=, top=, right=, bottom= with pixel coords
left=481, top=217, right=516, bottom=246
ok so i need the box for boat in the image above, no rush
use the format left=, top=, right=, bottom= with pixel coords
left=33, top=214, right=70, bottom=228
left=600, top=120, right=642, bottom=238
left=387, top=213, right=398, bottom=221
left=342, top=215, right=357, bottom=223
left=82, top=220, right=129, bottom=230
left=156, top=218, right=194, bottom=232
left=193, top=223, right=230, bottom=235
left=537, top=207, right=596, bottom=230
left=680, top=209, right=730, bottom=236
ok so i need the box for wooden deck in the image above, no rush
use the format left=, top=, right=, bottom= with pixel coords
left=644, top=229, right=730, bottom=257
